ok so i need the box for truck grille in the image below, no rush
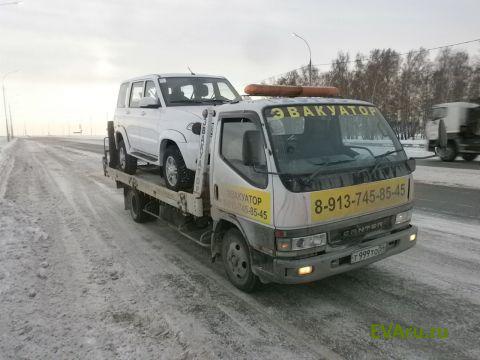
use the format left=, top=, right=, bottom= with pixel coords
left=329, top=216, right=393, bottom=246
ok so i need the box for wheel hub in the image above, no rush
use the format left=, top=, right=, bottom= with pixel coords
left=165, top=156, right=178, bottom=186
left=227, top=242, right=248, bottom=279
left=119, top=147, right=126, bottom=169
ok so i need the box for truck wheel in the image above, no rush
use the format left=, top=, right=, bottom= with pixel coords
left=437, top=143, right=457, bottom=162
left=128, top=189, right=150, bottom=223
left=163, top=145, right=194, bottom=191
left=222, top=228, right=258, bottom=292
left=461, top=154, right=477, bottom=161
left=118, top=139, right=137, bottom=174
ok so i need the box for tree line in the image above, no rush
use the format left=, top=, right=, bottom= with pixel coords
left=271, top=48, right=480, bottom=139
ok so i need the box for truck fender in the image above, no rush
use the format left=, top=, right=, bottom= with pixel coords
left=212, top=215, right=275, bottom=284
left=211, top=215, right=247, bottom=261
left=159, top=129, right=187, bottom=162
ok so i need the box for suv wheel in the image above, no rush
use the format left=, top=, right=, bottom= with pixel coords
left=163, top=146, right=194, bottom=191
left=118, top=139, right=137, bottom=174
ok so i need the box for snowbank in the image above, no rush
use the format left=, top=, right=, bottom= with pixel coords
left=414, top=165, right=480, bottom=190
left=400, top=139, right=425, bottom=147
left=0, top=138, right=17, bottom=198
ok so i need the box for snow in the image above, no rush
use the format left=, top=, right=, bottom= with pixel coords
left=1, top=138, right=480, bottom=359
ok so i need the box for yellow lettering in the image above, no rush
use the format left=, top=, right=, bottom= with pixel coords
left=271, top=108, right=284, bottom=119
left=348, top=105, right=358, bottom=115
left=371, top=324, right=381, bottom=340
left=314, top=106, right=327, bottom=116
left=369, top=107, right=377, bottom=115
left=359, top=106, right=369, bottom=115
left=327, top=105, right=336, bottom=115
left=303, top=106, right=314, bottom=117
left=339, top=106, right=349, bottom=116
left=287, top=107, right=300, bottom=118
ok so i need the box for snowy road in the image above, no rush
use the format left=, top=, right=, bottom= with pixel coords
left=1, top=138, right=480, bottom=359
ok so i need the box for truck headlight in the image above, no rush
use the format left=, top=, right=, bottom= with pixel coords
left=395, top=210, right=412, bottom=224
left=277, top=233, right=327, bottom=251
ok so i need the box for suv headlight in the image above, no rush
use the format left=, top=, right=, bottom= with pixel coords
left=395, top=209, right=412, bottom=224
left=277, top=233, right=327, bottom=251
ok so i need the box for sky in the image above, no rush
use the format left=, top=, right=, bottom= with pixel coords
left=0, top=0, right=479, bottom=136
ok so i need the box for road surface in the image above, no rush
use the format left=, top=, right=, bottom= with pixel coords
left=0, top=138, right=479, bottom=359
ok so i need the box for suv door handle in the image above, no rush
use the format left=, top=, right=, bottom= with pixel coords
left=141, top=111, right=146, bottom=116
left=125, top=110, right=130, bottom=115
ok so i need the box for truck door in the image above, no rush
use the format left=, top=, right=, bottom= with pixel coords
left=466, top=107, right=480, bottom=136
left=211, top=113, right=274, bottom=227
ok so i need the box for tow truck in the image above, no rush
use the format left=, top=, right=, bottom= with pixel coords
left=103, top=84, right=436, bottom=292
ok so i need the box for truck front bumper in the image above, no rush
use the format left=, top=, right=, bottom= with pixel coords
left=256, top=225, right=417, bottom=284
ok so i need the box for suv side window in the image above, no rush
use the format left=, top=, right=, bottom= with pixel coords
left=145, top=80, right=158, bottom=101
left=129, top=81, right=144, bottom=108
left=117, top=83, right=128, bottom=108
left=220, top=117, right=268, bottom=188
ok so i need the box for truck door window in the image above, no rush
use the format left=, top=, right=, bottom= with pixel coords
left=117, top=83, right=128, bottom=108
left=220, top=118, right=268, bottom=188
left=144, top=81, right=158, bottom=101
left=129, top=81, right=144, bottom=108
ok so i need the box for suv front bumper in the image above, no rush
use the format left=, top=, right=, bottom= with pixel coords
left=256, top=225, right=417, bottom=284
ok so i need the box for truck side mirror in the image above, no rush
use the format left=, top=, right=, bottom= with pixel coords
left=242, top=130, right=265, bottom=167
left=191, top=122, right=202, bottom=135
left=139, top=96, right=160, bottom=108
left=438, top=119, right=447, bottom=149
left=406, top=158, right=416, bottom=172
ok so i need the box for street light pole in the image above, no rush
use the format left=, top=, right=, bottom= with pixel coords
left=2, top=82, right=9, bottom=142
left=9, top=104, right=14, bottom=139
left=292, top=32, right=312, bottom=85
left=2, top=70, right=18, bottom=142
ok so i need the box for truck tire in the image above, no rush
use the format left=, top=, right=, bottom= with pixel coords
left=118, top=139, right=137, bottom=174
left=437, top=142, right=457, bottom=162
left=163, top=145, right=194, bottom=191
left=461, top=153, right=478, bottom=161
left=222, top=228, right=259, bottom=292
left=127, top=189, right=150, bottom=223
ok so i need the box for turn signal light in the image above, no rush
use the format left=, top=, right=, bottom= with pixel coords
left=409, top=234, right=417, bottom=241
left=297, top=266, right=313, bottom=276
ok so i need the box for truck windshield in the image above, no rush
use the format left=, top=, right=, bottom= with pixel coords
left=159, top=77, right=241, bottom=106
left=264, top=104, right=406, bottom=183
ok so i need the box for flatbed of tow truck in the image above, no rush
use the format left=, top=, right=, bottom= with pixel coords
left=102, top=110, right=215, bottom=250
left=103, top=165, right=206, bottom=217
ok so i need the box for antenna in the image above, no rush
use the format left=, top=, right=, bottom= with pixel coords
left=187, top=66, right=195, bottom=75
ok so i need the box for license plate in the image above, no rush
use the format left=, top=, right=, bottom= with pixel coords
left=350, top=244, right=386, bottom=264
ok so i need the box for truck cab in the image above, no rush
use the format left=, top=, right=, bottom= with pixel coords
left=425, top=102, right=480, bottom=161
left=208, top=94, right=417, bottom=289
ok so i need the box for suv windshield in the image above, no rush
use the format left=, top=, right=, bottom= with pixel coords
left=159, top=77, right=241, bottom=106
left=264, top=104, right=407, bottom=189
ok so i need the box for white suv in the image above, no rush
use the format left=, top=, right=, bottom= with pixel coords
left=114, top=73, right=241, bottom=190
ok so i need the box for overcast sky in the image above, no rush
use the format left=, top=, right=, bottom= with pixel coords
left=1, top=0, right=479, bottom=135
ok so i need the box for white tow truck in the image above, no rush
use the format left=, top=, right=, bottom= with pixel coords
left=103, top=84, right=420, bottom=292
